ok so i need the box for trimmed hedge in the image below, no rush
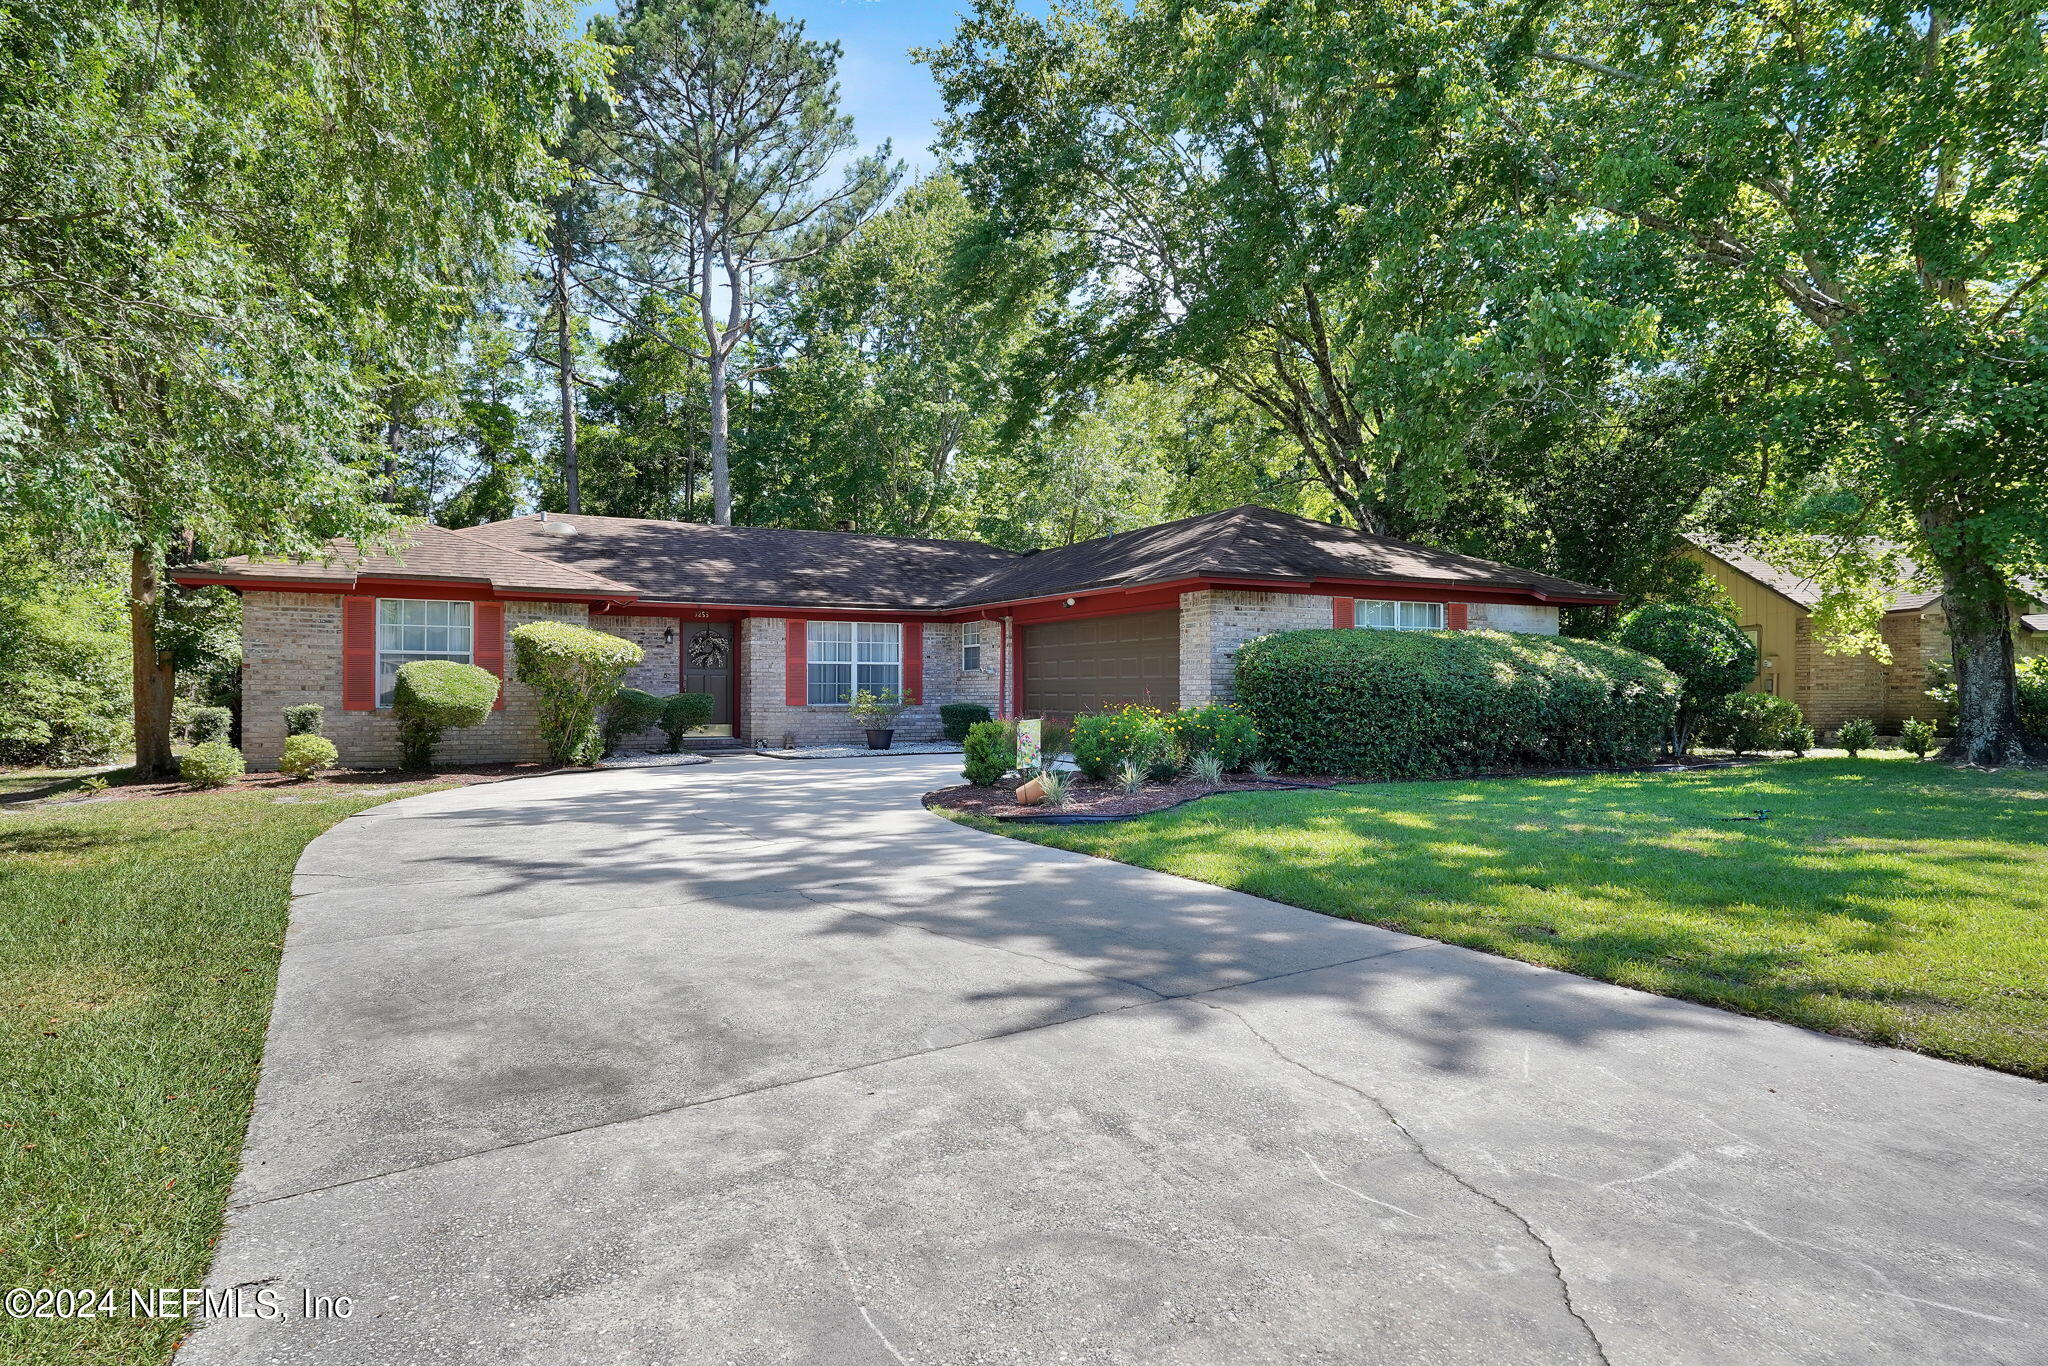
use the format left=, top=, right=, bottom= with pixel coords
left=186, top=705, right=231, bottom=744
left=601, top=686, right=666, bottom=756
left=1234, top=628, right=1679, bottom=779
left=1698, top=692, right=1805, bottom=756
left=940, top=702, right=992, bottom=742
left=962, top=719, right=1015, bottom=786
left=660, top=691, right=715, bottom=751
left=1616, top=603, right=1755, bottom=754
left=393, top=660, right=500, bottom=769
left=510, top=621, right=642, bottom=765
left=284, top=703, right=325, bottom=737
left=279, top=733, right=339, bottom=778
left=179, top=740, right=245, bottom=788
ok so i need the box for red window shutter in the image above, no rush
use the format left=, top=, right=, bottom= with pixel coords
left=341, top=596, right=377, bottom=711
left=1447, top=602, right=1469, bottom=631
left=1332, top=597, right=1355, bottom=630
left=474, top=602, right=506, bottom=709
left=785, top=620, right=808, bottom=707
left=901, top=622, right=922, bottom=702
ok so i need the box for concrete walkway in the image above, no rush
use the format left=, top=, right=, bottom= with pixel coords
left=182, top=756, right=2046, bottom=1365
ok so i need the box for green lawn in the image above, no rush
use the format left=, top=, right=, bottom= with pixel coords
left=0, top=777, right=439, bottom=1366
left=965, top=757, right=2048, bottom=1078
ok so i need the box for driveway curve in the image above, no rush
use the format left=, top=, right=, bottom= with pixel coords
left=182, top=755, right=2045, bottom=1365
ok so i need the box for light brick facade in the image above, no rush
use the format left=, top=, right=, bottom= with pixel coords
left=1467, top=602, right=1563, bottom=635
left=737, top=617, right=1003, bottom=748
left=240, top=592, right=588, bottom=770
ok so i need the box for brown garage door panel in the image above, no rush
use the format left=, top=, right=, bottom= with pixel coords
left=1023, top=610, right=1180, bottom=716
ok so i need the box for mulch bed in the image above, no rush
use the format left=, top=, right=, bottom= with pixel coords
left=11, top=763, right=568, bottom=808
left=925, top=775, right=1336, bottom=822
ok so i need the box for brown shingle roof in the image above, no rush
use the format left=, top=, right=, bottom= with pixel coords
left=1686, top=536, right=1945, bottom=614
left=181, top=507, right=1621, bottom=609
left=951, top=506, right=1619, bottom=606
left=460, top=513, right=1022, bottom=610
left=178, top=524, right=636, bottom=597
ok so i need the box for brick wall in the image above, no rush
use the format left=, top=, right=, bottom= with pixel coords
left=1178, top=589, right=1335, bottom=707
left=602, top=612, right=682, bottom=752
left=240, top=592, right=586, bottom=770
left=1467, top=602, right=1562, bottom=635
left=1881, top=608, right=1948, bottom=729
left=1792, top=618, right=1887, bottom=735
left=738, top=617, right=997, bottom=747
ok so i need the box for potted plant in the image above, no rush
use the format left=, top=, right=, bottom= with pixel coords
left=848, top=687, right=913, bottom=750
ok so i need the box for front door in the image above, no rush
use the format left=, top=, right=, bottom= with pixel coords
left=681, top=622, right=735, bottom=735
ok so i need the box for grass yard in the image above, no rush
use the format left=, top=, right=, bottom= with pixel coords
left=0, top=774, right=443, bottom=1366
left=964, top=757, right=2048, bottom=1078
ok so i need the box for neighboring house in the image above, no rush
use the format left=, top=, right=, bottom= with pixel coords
left=174, top=505, right=1618, bottom=769
left=1683, top=537, right=2048, bottom=733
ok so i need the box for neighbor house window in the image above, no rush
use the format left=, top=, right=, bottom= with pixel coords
left=807, top=621, right=901, bottom=704
left=1356, top=600, right=1445, bottom=630
left=961, top=621, right=983, bottom=672
left=377, top=599, right=473, bottom=707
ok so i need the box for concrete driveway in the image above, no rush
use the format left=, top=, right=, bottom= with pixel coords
left=181, top=755, right=2045, bottom=1365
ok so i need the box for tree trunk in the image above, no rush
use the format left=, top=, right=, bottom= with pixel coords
left=1923, top=524, right=2037, bottom=766
left=707, top=347, right=732, bottom=525
left=129, top=545, right=177, bottom=777
left=553, top=219, right=580, bottom=515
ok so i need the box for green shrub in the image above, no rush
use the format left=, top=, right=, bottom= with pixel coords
left=1784, top=723, right=1816, bottom=757
left=1234, top=628, right=1679, bottom=779
left=279, top=733, right=339, bottom=779
left=962, top=719, right=1016, bottom=786
left=1160, top=703, right=1261, bottom=770
left=0, top=570, right=129, bottom=767
left=1901, top=717, right=1938, bottom=759
left=660, top=691, right=715, bottom=751
left=1698, top=692, right=1807, bottom=756
left=510, top=621, right=643, bottom=765
left=1186, top=750, right=1226, bottom=785
left=601, top=687, right=666, bottom=756
left=2021, top=656, right=2048, bottom=739
left=392, top=660, right=500, bottom=769
left=284, top=703, right=325, bottom=737
left=186, top=705, right=232, bottom=745
left=940, top=702, right=992, bottom=742
left=1616, top=603, right=1757, bottom=754
left=179, top=740, right=245, bottom=788
left=1838, top=716, right=1878, bottom=757
left=1070, top=704, right=1171, bottom=780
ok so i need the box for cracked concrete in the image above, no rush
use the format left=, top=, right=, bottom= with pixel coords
left=177, top=756, right=2048, bottom=1365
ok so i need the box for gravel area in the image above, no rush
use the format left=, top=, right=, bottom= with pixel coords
left=752, top=741, right=963, bottom=760
left=601, top=752, right=715, bottom=769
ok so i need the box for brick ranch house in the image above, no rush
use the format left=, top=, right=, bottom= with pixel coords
left=174, top=505, right=1620, bottom=770
left=1684, top=536, right=2048, bottom=734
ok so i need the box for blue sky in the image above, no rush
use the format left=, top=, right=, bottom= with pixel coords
left=580, top=0, right=979, bottom=174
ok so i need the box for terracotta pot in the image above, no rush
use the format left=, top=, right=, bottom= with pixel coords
left=1014, top=775, right=1047, bottom=806
left=864, top=728, right=894, bottom=750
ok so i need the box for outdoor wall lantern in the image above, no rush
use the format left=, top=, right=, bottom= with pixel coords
left=1064, top=597, right=1076, bottom=607
left=663, top=625, right=677, bottom=646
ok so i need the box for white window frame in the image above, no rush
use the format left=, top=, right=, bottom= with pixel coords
left=1355, top=599, right=1446, bottom=631
left=961, top=621, right=983, bottom=673
left=376, top=598, right=474, bottom=708
left=806, top=621, right=902, bottom=706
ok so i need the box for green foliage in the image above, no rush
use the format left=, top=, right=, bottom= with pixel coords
left=179, top=741, right=246, bottom=789
left=962, top=719, right=1016, bottom=786
left=940, top=703, right=993, bottom=742
left=1035, top=768, right=1070, bottom=807
left=1698, top=693, right=1807, bottom=757
left=1784, top=724, right=1817, bottom=758
left=1070, top=705, right=1171, bottom=781
left=1234, top=628, right=1679, bottom=779
left=279, top=734, right=339, bottom=779
left=392, top=660, right=500, bottom=770
left=1616, top=604, right=1757, bottom=753
left=1159, top=704, right=1261, bottom=772
left=847, top=688, right=913, bottom=728
left=510, top=622, right=643, bottom=766
left=2023, top=657, right=2048, bottom=741
left=284, top=704, right=325, bottom=738
left=0, top=553, right=128, bottom=767
left=601, top=687, right=667, bottom=757
left=1901, top=718, right=1939, bottom=760
left=1838, top=718, right=1879, bottom=758
left=186, top=707, right=232, bottom=745
left=660, top=691, right=716, bottom=752
left=1116, top=758, right=1147, bottom=794
left=1186, top=751, right=1226, bottom=786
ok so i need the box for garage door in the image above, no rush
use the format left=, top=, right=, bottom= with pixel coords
left=1022, top=609, right=1180, bottom=718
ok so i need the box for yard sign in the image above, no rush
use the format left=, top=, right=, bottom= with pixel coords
left=1016, top=718, right=1041, bottom=775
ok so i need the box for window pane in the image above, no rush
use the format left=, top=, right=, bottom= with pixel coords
left=808, top=662, right=852, bottom=705
left=1399, top=601, right=1443, bottom=630
left=855, top=622, right=900, bottom=663
left=1359, top=600, right=1395, bottom=628
left=856, top=662, right=900, bottom=694
left=961, top=622, right=981, bottom=647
